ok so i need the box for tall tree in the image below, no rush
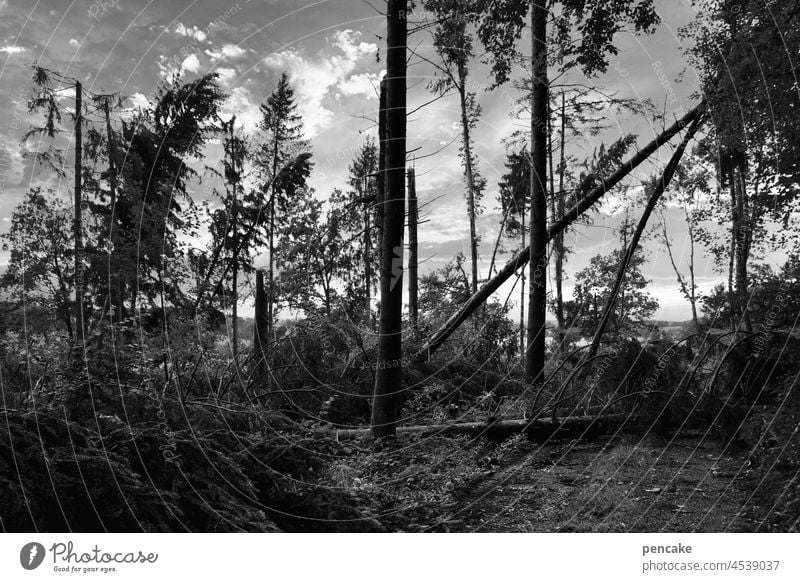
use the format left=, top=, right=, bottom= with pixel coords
left=26, top=66, right=87, bottom=343
left=257, top=72, right=310, bottom=344
left=527, top=0, right=548, bottom=383
left=425, top=0, right=486, bottom=295
left=371, top=0, right=407, bottom=439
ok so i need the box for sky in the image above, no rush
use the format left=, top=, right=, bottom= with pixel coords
left=0, top=0, right=748, bottom=322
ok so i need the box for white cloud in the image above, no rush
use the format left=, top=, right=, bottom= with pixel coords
left=69, top=38, right=79, bottom=47
left=216, top=67, right=237, bottom=87
left=204, top=44, right=247, bottom=60
left=220, top=86, right=261, bottom=132
left=181, top=54, right=201, bottom=74
left=127, top=92, right=151, bottom=110
left=174, top=23, right=207, bottom=43
left=0, top=45, right=26, bottom=54
left=263, top=29, right=379, bottom=137
left=337, top=72, right=382, bottom=97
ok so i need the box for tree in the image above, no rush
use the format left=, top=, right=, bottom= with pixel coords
left=330, top=139, right=380, bottom=322
left=418, top=106, right=704, bottom=360
left=571, top=247, right=659, bottom=337
left=475, top=0, right=660, bottom=382
left=371, top=0, right=407, bottom=439
left=114, top=72, right=225, bottom=324
left=0, top=189, right=74, bottom=335
left=425, top=0, right=486, bottom=295
left=207, top=116, right=253, bottom=356
left=658, top=151, right=713, bottom=331
left=683, top=0, right=800, bottom=333
left=26, top=66, right=88, bottom=343
left=256, top=72, right=311, bottom=344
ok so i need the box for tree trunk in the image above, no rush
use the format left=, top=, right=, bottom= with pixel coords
left=73, top=81, right=84, bottom=345
left=587, top=114, right=703, bottom=358
left=376, top=78, right=387, bottom=259
left=102, top=97, right=121, bottom=337
left=371, top=0, right=407, bottom=439
left=364, top=174, right=372, bottom=323
left=254, top=270, right=268, bottom=378
left=407, top=166, right=418, bottom=330
left=458, top=75, right=479, bottom=296
left=526, top=1, right=548, bottom=383
left=519, top=208, right=526, bottom=356
left=416, top=104, right=704, bottom=361
left=733, top=159, right=752, bottom=333
left=555, top=92, right=566, bottom=336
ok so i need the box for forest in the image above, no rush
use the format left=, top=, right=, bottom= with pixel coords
left=1, top=0, right=800, bottom=533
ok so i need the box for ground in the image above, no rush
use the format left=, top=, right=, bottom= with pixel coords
left=448, top=432, right=765, bottom=532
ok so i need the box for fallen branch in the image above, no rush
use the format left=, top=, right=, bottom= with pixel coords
left=334, top=412, right=629, bottom=441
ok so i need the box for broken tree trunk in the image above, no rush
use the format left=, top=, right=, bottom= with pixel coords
left=337, top=412, right=628, bottom=442
left=587, top=113, right=704, bottom=358
left=415, top=103, right=705, bottom=362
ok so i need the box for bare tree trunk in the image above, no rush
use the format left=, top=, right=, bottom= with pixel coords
left=733, top=159, right=753, bottom=333
left=416, top=104, right=704, bottom=361
left=371, top=0, right=407, bottom=439
left=407, top=166, right=418, bottom=330
left=555, top=92, right=566, bottom=336
left=526, top=1, right=548, bottom=383
left=458, top=74, right=479, bottom=295
left=364, top=175, right=372, bottom=322
left=254, top=270, right=268, bottom=378
left=102, top=97, right=121, bottom=338
left=520, top=208, right=526, bottom=356
left=587, top=115, right=702, bottom=358
left=73, top=81, right=84, bottom=346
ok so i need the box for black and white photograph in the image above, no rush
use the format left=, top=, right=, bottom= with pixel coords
left=0, top=0, right=799, bottom=548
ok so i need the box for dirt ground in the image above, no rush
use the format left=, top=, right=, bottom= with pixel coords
left=445, top=431, right=767, bottom=532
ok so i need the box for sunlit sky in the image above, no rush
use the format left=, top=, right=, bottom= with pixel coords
left=0, top=0, right=765, bottom=322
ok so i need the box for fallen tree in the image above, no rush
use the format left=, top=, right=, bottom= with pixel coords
left=416, top=103, right=705, bottom=361
left=335, top=412, right=629, bottom=441
left=587, top=112, right=705, bottom=358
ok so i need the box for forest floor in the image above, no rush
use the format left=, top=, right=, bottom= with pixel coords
left=446, top=430, right=768, bottom=532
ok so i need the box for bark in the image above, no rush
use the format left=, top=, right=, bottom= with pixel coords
left=555, top=92, right=566, bottom=335
left=73, top=81, right=84, bottom=345
left=520, top=208, right=526, bottom=356
left=416, top=103, right=705, bottom=361
left=338, top=412, right=627, bottom=441
left=526, top=1, right=549, bottom=382
left=364, top=174, right=372, bottom=322
left=376, top=79, right=387, bottom=253
left=371, top=0, right=407, bottom=439
left=407, top=166, right=418, bottom=330
left=254, top=270, right=268, bottom=377
left=587, top=114, right=703, bottom=358
left=458, top=72, right=480, bottom=295
left=734, top=159, right=753, bottom=333
left=102, top=98, right=122, bottom=335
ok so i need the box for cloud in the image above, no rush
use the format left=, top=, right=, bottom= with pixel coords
left=216, top=67, right=237, bottom=87
left=263, top=29, right=379, bottom=137
left=174, top=23, right=207, bottom=43
left=181, top=54, right=201, bottom=74
left=0, top=45, right=25, bottom=54
left=220, top=86, right=261, bottom=131
left=127, top=92, right=151, bottom=110
left=204, top=44, right=247, bottom=60
left=337, top=72, right=382, bottom=97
